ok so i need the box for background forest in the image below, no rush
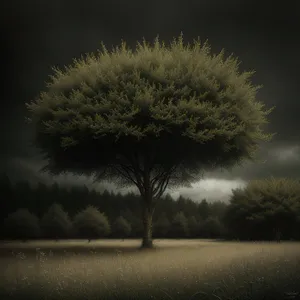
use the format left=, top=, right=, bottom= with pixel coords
left=1, top=173, right=300, bottom=242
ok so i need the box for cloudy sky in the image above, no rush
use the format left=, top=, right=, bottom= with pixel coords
left=1, top=0, right=300, bottom=203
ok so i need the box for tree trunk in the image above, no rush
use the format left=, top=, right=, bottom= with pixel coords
left=274, top=227, right=281, bottom=243
left=140, top=156, right=155, bottom=249
left=276, top=229, right=281, bottom=243
left=141, top=205, right=154, bottom=248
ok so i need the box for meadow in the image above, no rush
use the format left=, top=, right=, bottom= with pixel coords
left=1, top=239, right=300, bottom=300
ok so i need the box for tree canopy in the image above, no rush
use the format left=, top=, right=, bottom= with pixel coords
left=40, top=203, right=72, bottom=239
left=3, top=208, right=40, bottom=240
left=26, top=33, right=274, bottom=198
left=224, top=177, right=300, bottom=240
left=73, top=205, right=111, bottom=240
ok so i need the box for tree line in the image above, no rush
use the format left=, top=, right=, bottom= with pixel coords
left=1, top=174, right=300, bottom=241
left=0, top=173, right=227, bottom=240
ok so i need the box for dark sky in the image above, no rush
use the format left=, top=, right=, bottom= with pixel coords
left=1, top=0, right=300, bottom=202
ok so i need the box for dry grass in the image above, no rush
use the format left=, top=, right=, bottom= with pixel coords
left=1, top=239, right=300, bottom=300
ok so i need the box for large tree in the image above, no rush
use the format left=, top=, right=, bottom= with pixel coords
left=26, top=33, right=275, bottom=248
left=225, top=177, right=300, bottom=241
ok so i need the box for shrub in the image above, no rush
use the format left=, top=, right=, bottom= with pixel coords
left=3, top=208, right=40, bottom=240
left=73, top=205, right=111, bottom=240
left=169, top=212, right=189, bottom=238
left=112, top=216, right=131, bottom=238
left=41, top=203, right=73, bottom=239
left=120, top=210, right=143, bottom=237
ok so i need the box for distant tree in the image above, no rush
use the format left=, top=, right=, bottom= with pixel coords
left=120, top=208, right=135, bottom=224
left=224, top=177, right=300, bottom=241
left=13, top=181, right=34, bottom=215
left=183, top=197, right=199, bottom=218
left=153, top=212, right=171, bottom=237
left=130, top=216, right=144, bottom=238
left=0, top=174, right=13, bottom=225
left=157, top=194, right=178, bottom=221
left=209, top=201, right=228, bottom=221
left=40, top=203, right=73, bottom=239
left=112, top=216, right=132, bottom=238
left=170, top=212, right=189, bottom=238
left=73, top=205, right=111, bottom=241
left=200, top=216, right=223, bottom=238
left=102, top=189, right=111, bottom=200
left=3, top=208, right=40, bottom=241
left=50, top=182, right=60, bottom=200
left=0, top=173, right=13, bottom=201
left=26, top=33, right=275, bottom=248
left=120, top=208, right=143, bottom=237
left=187, top=215, right=199, bottom=237
left=69, top=186, right=91, bottom=216
left=177, top=195, right=187, bottom=211
left=198, top=199, right=211, bottom=221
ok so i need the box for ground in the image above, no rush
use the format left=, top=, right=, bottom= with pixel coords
left=1, top=239, right=300, bottom=300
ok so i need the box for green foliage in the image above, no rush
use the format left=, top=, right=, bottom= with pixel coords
left=153, top=212, right=171, bottom=237
left=73, top=205, right=111, bottom=239
left=26, top=33, right=275, bottom=192
left=170, top=211, right=189, bottom=238
left=200, top=216, right=223, bottom=238
left=40, top=203, right=73, bottom=239
left=198, top=199, right=211, bottom=220
left=209, top=200, right=228, bottom=220
left=130, top=218, right=144, bottom=237
left=120, top=208, right=143, bottom=237
left=176, top=195, right=198, bottom=218
left=225, top=177, right=300, bottom=240
left=187, top=215, right=199, bottom=237
left=112, top=216, right=131, bottom=238
left=3, top=209, right=40, bottom=240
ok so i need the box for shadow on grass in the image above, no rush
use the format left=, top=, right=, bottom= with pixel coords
left=0, top=239, right=166, bottom=258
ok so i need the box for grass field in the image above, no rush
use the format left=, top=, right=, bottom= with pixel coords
left=1, top=239, right=300, bottom=300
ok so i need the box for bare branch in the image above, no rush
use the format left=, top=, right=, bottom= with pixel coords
left=118, top=163, right=135, bottom=175
left=120, top=153, right=145, bottom=194
left=150, top=168, right=166, bottom=187
left=153, top=172, right=171, bottom=200
left=113, top=165, right=139, bottom=187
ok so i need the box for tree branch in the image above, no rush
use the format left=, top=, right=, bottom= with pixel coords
left=150, top=164, right=173, bottom=186
left=150, top=168, right=166, bottom=188
left=153, top=173, right=171, bottom=200
left=118, top=153, right=145, bottom=195
left=113, top=165, right=139, bottom=188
